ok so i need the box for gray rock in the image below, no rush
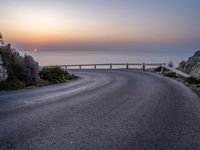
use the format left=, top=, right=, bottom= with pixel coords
left=177, top=60, right=186, bottom=71
left=178, top=51, right=200, bottom=78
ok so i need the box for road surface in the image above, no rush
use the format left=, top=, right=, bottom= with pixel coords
left=0, top=70, right=200, bottom=150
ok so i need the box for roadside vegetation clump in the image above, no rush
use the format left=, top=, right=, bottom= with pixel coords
left=154, top=66, right=162, bottom=72
left=185, top=76, right=200, bottom=84
left=0, top=34, right=77, bottom=91
left=163, top=72, right=177, bottom=78
left=0, top=44, right=40, bottom=90
left=168, top=61, right=174, bottom=68
left=0, top=79, right=25, bottom=90
left=39, top=66, right=77, bottom=84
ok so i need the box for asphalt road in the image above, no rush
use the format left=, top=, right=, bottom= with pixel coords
left=0, top=70, right=200, bottom=150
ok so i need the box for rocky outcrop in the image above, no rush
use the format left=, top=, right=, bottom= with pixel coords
left=0, top=55, right=7, bottom=81
left=178, top=51, right=200, bottom=78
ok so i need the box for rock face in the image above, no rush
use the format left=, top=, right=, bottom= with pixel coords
left=0, top=55, right=7, bottom=81
left=178, top=51, right=200, bottom=78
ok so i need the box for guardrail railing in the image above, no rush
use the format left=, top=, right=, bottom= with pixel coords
left=42, top=63, right=191, bottom=78
left=59, top=63, right=163, bottom=71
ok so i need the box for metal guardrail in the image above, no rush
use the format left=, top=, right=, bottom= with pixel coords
left=43, top=63, right=191, bottom=78
left=58, top=63, right=163, bottom=71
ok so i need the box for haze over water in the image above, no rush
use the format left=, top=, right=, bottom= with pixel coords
left=20, top=50, right=194, bottom=67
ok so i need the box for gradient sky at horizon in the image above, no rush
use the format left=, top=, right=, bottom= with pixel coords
left=0, top=0, right=200, bottom=51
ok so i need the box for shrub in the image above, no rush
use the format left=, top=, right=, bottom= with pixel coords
left=163, top=72, right=177, bottom=78
left=40, top=66, right=77, bottom=83
left=0, top=44, right=40, bottom=85
left=1, top=44, right=24, bottom=81
left=23, top=55, right=40, bottom=85
left=168, top=61, right=174, bottom=68
left=154, top=66, right=162, bottom=72
left=0, top=80, right=25, bottom=90
left=185, top=76, right=200, bottom=84
left=40, top=66, right=67, bottom=83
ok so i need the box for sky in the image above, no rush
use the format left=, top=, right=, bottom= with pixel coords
left=0, top=0, right=200, bottom=52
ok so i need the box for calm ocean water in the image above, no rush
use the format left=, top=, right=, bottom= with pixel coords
left=20, top=50, right=195, bottom=67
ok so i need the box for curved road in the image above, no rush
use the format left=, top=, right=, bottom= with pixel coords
left=0, top=70, right=200, bottom=150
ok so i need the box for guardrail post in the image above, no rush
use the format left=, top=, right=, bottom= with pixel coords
left=110, top=64, right=112, bottom=69
left=94, top=65, right=96, bottom=69
left=126, top=63, right=129, bottom=69
left=79, top=65, right=81, bottom=70
left=160, top=66, right=164, bottom=74
left=65, top=66, right=67, bottom=70
left=142, top=63, right=145, bottom=71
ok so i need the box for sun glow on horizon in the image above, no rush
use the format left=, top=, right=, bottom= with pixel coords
left=33, top=48, right=37, bottom=52
left=0, top=0, right=199, bottom=50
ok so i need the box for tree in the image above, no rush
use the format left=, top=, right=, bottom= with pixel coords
left=23, top=55, right=40, bottom=85
left=1, top=45, right=40, bottom=85
left=1, top=45, right=24, bottom=81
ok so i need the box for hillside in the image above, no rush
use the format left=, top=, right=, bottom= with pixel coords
left=178, top=51, right=200, bottom=78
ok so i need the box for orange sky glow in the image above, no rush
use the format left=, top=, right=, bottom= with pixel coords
left=0, top=0, right=199, bottom=51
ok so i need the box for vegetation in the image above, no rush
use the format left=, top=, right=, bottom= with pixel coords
left=39, top=66, right=77, bottom=84
left=0, top=80, right=25, bottom=90
left=23, top=55, right=40, bottom=85
left=0, top=44, right=40, bottom=86
left=154, top=66, right=162, bottom=72
left=0, top=34, right=77, bottom=90
left=185, top=76, right=200, bottom=84
left=163, top=71, right=177, bottom=78
left=168, top=61, right=173, bottom=68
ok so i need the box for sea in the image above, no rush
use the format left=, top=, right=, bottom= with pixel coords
left=20, top=49, right=196, bottom=68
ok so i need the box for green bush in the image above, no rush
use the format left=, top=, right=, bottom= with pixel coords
left=163, top=72, right=177, bottom=78
left=39, top=66, right=77, bottom=83
left=40, top=66, right=69, bottom=83
left=23, top=55, right=40, bottom=85
left=185, top=76, right=200, bottom=84
left=154, top=66, right=162, bottom=72
left=0, top=80, right=25, bottom=90
left=0, top=44, right=40, bottom=86
left=0, top=39, right=77, bottom=90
